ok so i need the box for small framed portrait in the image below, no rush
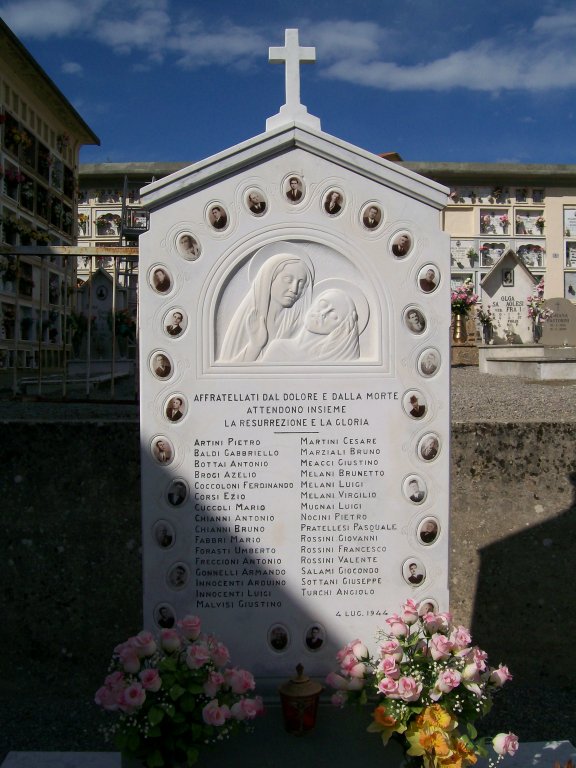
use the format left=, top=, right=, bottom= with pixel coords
left=323, top=189, right=344, bottom=216
left=268, top=624, right=289, bottom=652
left=361, top=203, right=382, bottom=230
left=403, top=390, right=427, bottom=420
left=417, top=348, right=440, bottom=378
left=177, top=233, right=201, bottom=261
left=165, top=394, right=187, bottom=423
left=208, top=204, right=228, bottom=230
left=404, top=306, right=426, bottom=335
left=96, top=285, right=108, bottom=301
left=166, top=478, right=188, bottom=507
left=418, top=433, right=440, bottom=462
left=418, top=264, right=439, bottom=293
left=154, top=603, right=176, bottom=629
left=502, top=269, right=514, bottom=287
left=391, top=231, right=412, bottom=258
left=565, top=272, right=576, bottom=300
left=285, top=175, right=304, bottom=203
left=167, top=562, right=189, bottom=590
left=153, top=519, right=175, bottom=549
left=417, top=517, right=440, bottom=546
left=305, top=624, right=325, bottom=651
left=149, top=265, right=172, bottom=294
left=403, top=474, right=427, bottom=504
left=402, top=558, right=426, bottom=587
left=152, top=436, right=174, bottom=465
left=150, top=351, right=173, bottom=380
left=164, top=308, right=187, bottom=338
left=246, top=189, right=267, bottom=216
left=418, top=598, right=438, bottom=616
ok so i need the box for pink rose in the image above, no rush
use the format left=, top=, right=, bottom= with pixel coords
left=104, top=671, right=125, bottom=688
left=351, top=641, right=369, bottom=660
left=385, top=614, right=409, bottom=637
left=397, top=676, right=423, bottom=702
left=349, top=662, right=367, bottom=679
left=95, top=685, right=120, bottom=711
left=493, top=733, right=519, bottom=756
left=203, top=671, right=225, bottom=698
left=462, top=662, right=481, bottom=682
left=346, top=677, right=365, bottom=691
left=326, top=672, right=349, bottom=691
left=178, top=615, right=201, bottom=640
left=160, top=629, right=181, bottom=653
left=331, top=691, right=347, bottom=707
left=119, top=682, right=146, bottom=712
left=226, top=668, right=255, bottom=694
left=377, top=677, right=399, bottom=696
left=429, top=633, right=453, bottom=661
left=118, top=646, right=140, bottom=674
left=186, top=641, right=211, bottom=669
left=131, top=631, right=157, bottom=658
left=202, top=699, right=231, bottom=727
left=449, top=625, right=472, bottom=651
left=378, top=657, right=400, bottom=679
left=380, top=640, right=403, bottom=661
left=402, top=599, right=419, bottom=625
left=139, top=668, right=162, bottom=692
left=230, top=697, right=263, bottom=720
left=472, top=647, right=488, bottom=671
left=210, top=640, right=230, bottom=668
left=490, top=664, right=512, bottom=687
left=434, top=669, right=461, bottom=694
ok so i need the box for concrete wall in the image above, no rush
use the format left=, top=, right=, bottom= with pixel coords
left=1, top=421, right=574, bottom=700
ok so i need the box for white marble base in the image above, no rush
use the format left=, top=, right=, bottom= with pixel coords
left=479, top=345, right=576, bottom=379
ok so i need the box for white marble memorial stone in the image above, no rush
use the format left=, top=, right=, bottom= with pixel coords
left=138, top=29, right=450, bottom=685
left=541, top=298, right=576, bottom=346
left=480, top=250, right=538, bottom=344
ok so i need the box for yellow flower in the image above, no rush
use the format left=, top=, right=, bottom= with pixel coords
left=418, top=704, right=457, bottom=732
left=367, top=705, right=405, bottom=745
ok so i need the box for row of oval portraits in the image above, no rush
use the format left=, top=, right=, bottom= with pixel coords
left=153, top=515, right=440, bottom=555
left=149, top=262, right=440, bottom=296
left=158, top=557, right=434, bottom=594
left=150, top=389, right=434, bottom=426
left=150, top=346, right=441, bottom=381
left=163, top=473, right=434, bottom=509
left=151, top=433, right=441, bottom=466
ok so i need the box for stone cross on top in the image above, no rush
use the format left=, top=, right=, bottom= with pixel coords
left=266, top=28, right=321, bottom=131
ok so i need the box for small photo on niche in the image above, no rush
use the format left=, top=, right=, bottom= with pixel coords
left=153, top=519, right=175, bottom=549
left=417, top=516, right=440, bottom=546
left=418, top=598, right=438, bottom=616
left=154, top=603, right=176, bottom=629
left=403, top=390, right=427, bottom=420
left=177, top=233, right=201, bottom=261
left=402, top=558, right=426, bottom=586
left=417, top=348, right=440, bottom=378
left=164, top=308, right=187, bottom=338
left=305, top=624, right=325, bottom=651
left=404, top=306, right=426, bottom=335
left=418, top=264, right=439, bottom=294
left=323, top=189, right=344, bottom=216
left=246, top=188, right=267, bottom=216
left=166, top=478, right=188, bottom=507
left=208, top=204, right=228, bottom=230
left=391, top=231, right=413, bottom=258
left=285, top=175, right=304, bottom=203
left=502, top=268, right=514, bottom=288
left=149, top=265, right=172, bottom=294
left=403, top=474, right=427, bottom=504
left=418, top=433, right=440, bottom=462
left=167, top=562, right=189, bottom=590
left=150, top=351, right=173, bottom=380
left=165, top=394, right=187, bottom=423
left=152, top=436, right=174, bottom=465
left=268, top=623, right=290, bottom=652
left=361, top=203, right=382, bottom=230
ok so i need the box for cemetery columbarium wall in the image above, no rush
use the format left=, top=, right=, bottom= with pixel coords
left=1, top=420, right=574, bottom=693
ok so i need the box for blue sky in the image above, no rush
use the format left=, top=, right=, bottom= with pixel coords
left=3, top=0, right=576, bottom=166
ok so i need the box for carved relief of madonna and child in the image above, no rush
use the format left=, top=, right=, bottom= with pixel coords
left=216, top=242, right=377, bottom=366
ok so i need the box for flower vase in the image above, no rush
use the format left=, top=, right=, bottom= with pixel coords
left=452, top=313, right=468, bottom=343
left=482, top=323, right=493, bottom=345
left=532, top=318, right=543, bottom=343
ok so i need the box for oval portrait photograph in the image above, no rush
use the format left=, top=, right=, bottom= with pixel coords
left=418, top=264, right=440, bottom=293
left=150, top=350, right=173, bottom=380
left=246, top=189, right=267, bottom=216
left=391, top=231, right=413, bottom=258
left=177, top=233, right=201, bottom=261
left=268, top=624, right=289, bottom=652
left=417, top=348, right=440, bottom=377
left=153, top=519, right=175, bottom=549
left=417, top=516, right=440, bottom=546
left=166, top=478, right=188, bottom=507
left=403, top=390, right=427, bottom=420
left=403, top=474, right=427, bottom=504
left=167, top=562, right=189, bottom=590
left=164, top=308, right=187, bottom=338
left=418, top=433, right=440, bottom=462
left=404, top=306, right=426, bottom=335
left=208, top=204, right=228, bottom=230
left=285, top=175, right=304, bottom=203
left=152, top=436, right=174, bottom=465
left=154, top=603, right=176, bottom=629
left=323, top=189, right=344, bottom=216
left=402, top=558, right=426, bottom=587
left=361, top=203, right=382, bottom=230
left=165, top=394, right=187, bottom=423
left=149, top=265, right=172, bottom=294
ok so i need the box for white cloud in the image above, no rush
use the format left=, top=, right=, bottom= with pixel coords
left=0, top=0, right=109, bottom=38
left=61, top=60, right=83, bottom=76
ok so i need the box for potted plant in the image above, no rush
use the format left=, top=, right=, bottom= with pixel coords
left=450, top=279, right=478, bottom=343
left=95, top=614, right=263, bottom=767
left=526, top=278, right=553, bottom=343
left=327, top=598, right=518, bottom=768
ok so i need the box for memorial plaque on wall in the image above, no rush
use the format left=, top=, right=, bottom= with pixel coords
left=139, top=127, right=449, bottom=682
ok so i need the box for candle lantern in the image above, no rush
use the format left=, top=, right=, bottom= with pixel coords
left=278, top=664, right=323, bottom=735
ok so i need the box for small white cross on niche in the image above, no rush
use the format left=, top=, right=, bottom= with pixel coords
left=266, top=28, right=321, bottom=131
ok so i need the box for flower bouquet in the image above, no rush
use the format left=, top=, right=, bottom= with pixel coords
left=451, top=279, right=478, bottom=316
left=95, top=615, right=264, bottom=767
left=327, top=599, right=518, bottom=768
left=527, top=278, right=553, bottom=323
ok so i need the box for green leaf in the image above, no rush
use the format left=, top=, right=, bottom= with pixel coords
left=187, top=683, right=204, bottom=695
left=148, top=706, right=165, bottom=726
left=146, top=749, right=165, bottom=767
left=186, top=747, right=200, bottom=766
left=467, top=722, right=478, bottom=740
left=169, top=683, right=186, bottom=700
